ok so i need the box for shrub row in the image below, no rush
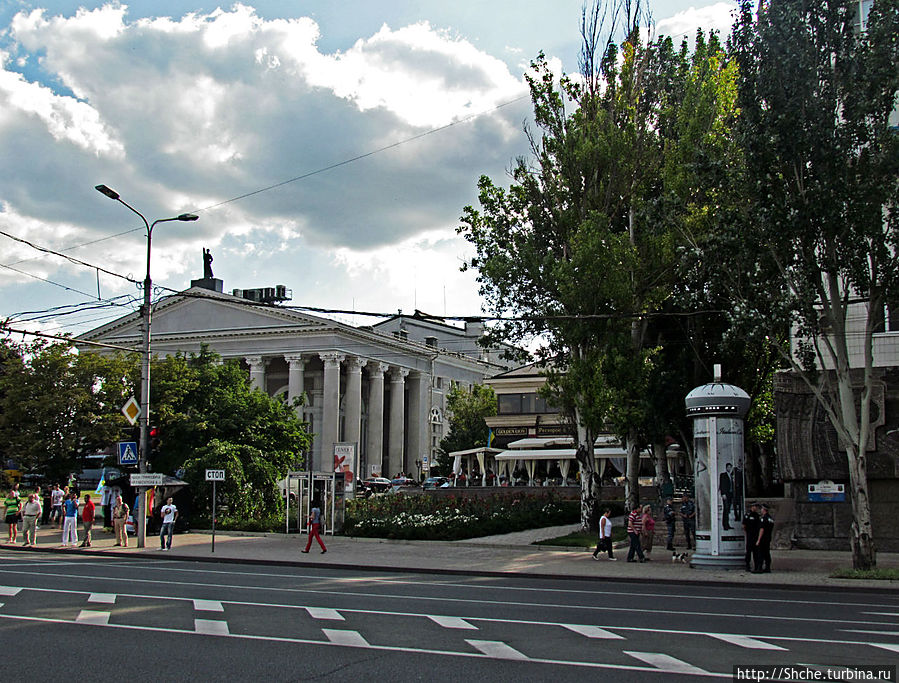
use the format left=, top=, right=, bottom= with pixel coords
left=344, top=492, right=580, bottom=541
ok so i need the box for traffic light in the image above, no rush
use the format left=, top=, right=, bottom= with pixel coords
left=149, top=425, right=161, bottom=458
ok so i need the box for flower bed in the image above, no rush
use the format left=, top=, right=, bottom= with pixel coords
left=344, top=492, right=579, bottom=540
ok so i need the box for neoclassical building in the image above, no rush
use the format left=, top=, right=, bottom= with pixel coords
left=78, top=279, right=509, bottom=478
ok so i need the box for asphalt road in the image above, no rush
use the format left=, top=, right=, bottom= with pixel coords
left=0, top=551, right=896, bottom=681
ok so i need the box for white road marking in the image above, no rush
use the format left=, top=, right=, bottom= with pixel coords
left=562, top=624, right=623, bottom=639
left=841, top=629, right=899, bottom=636
left=76, top=610, right=110, bottom=625
left=0, top=586, right=21, bottom=596
left=323, top=629, right=369, bottom=647
left=870, top=643, right=899, bottom=654
left=862, top=612, right=899, bottom=617
left=0, top=581, right=891, bottom=652
left=624, top=651, right=709, bottom=675
left=193, top=599, right=224, bottom=612
left=428, top=615, right=477, bottom=630
left=306, top=607, right=343, bottom=620
left=0, top=567, right=887, bottom=629
left=88, top=593, right=116, bottom=604
left=708, top=633, right=787, bottom=650
left=195, top=619, right=229, bottom=635
left=0, top=611, right=737, bottom=678
left=466, top=639, right=528, bottom=660
left=0, top=555, right=884, bottom=613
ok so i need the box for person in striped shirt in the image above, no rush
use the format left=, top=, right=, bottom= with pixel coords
left=626, top=504, right=646, bottom=563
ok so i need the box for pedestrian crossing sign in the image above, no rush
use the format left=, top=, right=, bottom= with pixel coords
left=118, top=441, right=139, bottom=466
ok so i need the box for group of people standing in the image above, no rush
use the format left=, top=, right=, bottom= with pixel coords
left=742, top=501, right=775, bottom=572
left=0, top=483, right=139, bottom=550
left=591, top=492, right=775, bottom=573
left=592, top=503, right=658, bottom=562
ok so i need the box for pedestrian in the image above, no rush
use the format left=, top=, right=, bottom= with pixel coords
left=641, top=504, right=655, bottom=557
left=626, top=504, right=646, bottom=563
left=3, top=489, right=20, bottom=544
left=680, top=493, right=696, bottom=550
left=61, top=492, right=79, bottom=547
left=79, top=494, right=95, bottom=547
left=663, top=497, right=677, bottom=550
left=112, top=495, right=130, bottom=547
left=50, top=484, right=64, bottom=528
left=302, top=499, right=327, bottom=554
left=22, top=493, right=42, bottom=546
left=742, top=501, right=761, bottom=571
left=753, top=503, right=774, bottom=573
left=592, top=508, right=616, bottom=560
left=159, top=497, right=178, bottom=551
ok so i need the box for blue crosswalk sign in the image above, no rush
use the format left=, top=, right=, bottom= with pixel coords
left=118, top=441, right=138, bottom=465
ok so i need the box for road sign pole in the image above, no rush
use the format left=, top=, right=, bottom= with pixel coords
left=212, top=479, right=216, bottom=553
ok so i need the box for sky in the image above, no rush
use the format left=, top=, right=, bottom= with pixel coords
left=0, top=1, right=738, bottom=340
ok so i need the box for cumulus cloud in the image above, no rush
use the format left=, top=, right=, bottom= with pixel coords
left=655, top=2, right=737, bottom=42
left=0, top=3, right=532, bottom=333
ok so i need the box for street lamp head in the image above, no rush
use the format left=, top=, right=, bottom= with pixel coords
left=95, top=184, right=120, bottom=200
left=177, top=213, right=199, bottom=222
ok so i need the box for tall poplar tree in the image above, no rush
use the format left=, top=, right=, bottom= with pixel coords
left=730, top=0, right=898, bottom=569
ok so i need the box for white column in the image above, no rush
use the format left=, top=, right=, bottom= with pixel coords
left=406, top=371, right=429, bottom=478
left=388, top=367, right=409, bottom=478
left=285, top=354, right=306, bottom=410
left=319, top=352, right=344, bottom=471
left=366, top=362, right=388, bottom=477
left=246, top=355, right=267, bottom=392
left=344, top=356, right=367, bottom=449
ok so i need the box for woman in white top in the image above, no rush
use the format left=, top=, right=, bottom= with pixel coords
left=592, top=508, right=617, bottom=560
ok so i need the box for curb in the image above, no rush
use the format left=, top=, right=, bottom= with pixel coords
left=6, top=543, right=895, bottom=595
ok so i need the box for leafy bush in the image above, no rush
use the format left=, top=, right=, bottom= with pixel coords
left=345, top=492, right=579, bottom=540
left=192, top=512, right=284, bottom=533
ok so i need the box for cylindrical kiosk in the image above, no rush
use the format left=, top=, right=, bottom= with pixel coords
left=685, top=365, right=750, bottom=569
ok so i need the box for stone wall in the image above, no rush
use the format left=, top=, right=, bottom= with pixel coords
left=775, top=369, right=899, bottom=552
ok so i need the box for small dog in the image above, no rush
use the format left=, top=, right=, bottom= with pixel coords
left=671, top=552, right=689, bottom=563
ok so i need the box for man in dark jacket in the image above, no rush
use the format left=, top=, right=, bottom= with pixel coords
left=742, top=502, right=760, bottom=571
left=663, top=497, right=677, bottom=551
left=754, top=503, right=774, bottom=573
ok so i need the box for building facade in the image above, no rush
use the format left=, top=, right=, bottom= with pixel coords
left=78, top=282, right=508, bottom=479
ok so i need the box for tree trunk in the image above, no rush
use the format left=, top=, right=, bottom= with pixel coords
left=625, top=428, right=640, bottom=511
left=846, top=442, right=876, bottom=570
left=651, top=439, right=671, bottom=485
left=574, top=422, right=599, bottom=532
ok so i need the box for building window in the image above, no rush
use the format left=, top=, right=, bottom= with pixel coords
left=497, top=392, right=554, bottom=415
left=430, top=407, right=442, bottom=424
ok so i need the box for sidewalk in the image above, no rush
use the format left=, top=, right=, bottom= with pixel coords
left=7, top=522, right=898, bottom=591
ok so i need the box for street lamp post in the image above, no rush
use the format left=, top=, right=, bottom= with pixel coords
left=95, top=184, right=198, bottom=548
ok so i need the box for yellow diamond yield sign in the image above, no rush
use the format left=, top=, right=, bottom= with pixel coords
left=121, top=397, right=141, bottom=425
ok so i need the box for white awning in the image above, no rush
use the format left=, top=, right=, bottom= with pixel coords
left=507, top=437, right=574, bottom=449
left=495, top=448, right=576, bottom=460
left=447, top=447, right=503, bottom=457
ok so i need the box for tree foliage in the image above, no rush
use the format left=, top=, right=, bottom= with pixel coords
left=730, top=0, right=899, bottom=569
left=0, top=339, right=132, bottom=480
left=436, top=383, right=497, bottom=474
left=459, top=0, right=748, bottom=522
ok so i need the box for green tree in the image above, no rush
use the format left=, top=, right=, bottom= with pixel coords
left=459, top=1, right=744, bottom=522
left=436, top=383, right=497, bottom=474
left=730, top=0, right=899, bottom=569
left=0, top=339, right=132, bottom=480
left=145, top=348, right=312, bottom=513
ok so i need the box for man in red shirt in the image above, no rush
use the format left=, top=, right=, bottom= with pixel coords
left=626, top=504, right=646, bottom=563
left=80, top=494, right=95, bottom=548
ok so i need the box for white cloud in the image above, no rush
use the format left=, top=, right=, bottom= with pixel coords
left=655, top=2, right=737, bottom=42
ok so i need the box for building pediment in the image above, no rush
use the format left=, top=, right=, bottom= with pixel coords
left=78, top=288, right=331, bottom=344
